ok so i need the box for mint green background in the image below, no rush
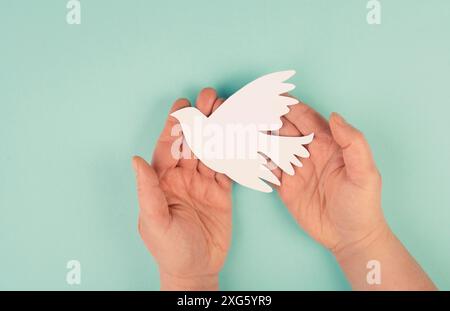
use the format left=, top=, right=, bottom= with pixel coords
left=1, top=0, right=449, bottom=290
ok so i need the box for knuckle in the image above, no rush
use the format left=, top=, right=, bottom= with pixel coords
left=369, top=168, right=382, bottom=186
left=353, top=130, right=366, bottom=143
left=376, top=170, right=382, bottom=186
left=137, top=217, right=143, bottom=237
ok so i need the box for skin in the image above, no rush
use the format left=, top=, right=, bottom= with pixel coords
left=133, top=88, right=436, bottom=290
left=133, top=88, right=231, bottom=290
left=274, top=101, right=437, bottom=290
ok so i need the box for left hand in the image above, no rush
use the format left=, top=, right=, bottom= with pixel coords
left=133, top=88, right=232, bottom=290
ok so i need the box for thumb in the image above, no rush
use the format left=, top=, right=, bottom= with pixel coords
left=329, top=113, right=379, bottom=183
left=132, top=156, right=170, bottom=230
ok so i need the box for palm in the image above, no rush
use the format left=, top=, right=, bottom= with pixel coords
left=154, top=166, right=232, bottom=276
left=278, top=129, right=342, bottom=248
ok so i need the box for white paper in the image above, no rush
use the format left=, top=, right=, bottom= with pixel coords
left=171, top=71, right=314, bottom=192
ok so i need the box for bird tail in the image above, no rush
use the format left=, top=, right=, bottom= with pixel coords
left=257, top=132, right=314, bottom=175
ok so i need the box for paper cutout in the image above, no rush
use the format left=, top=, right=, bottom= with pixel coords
left=171, top=70, right=314, bottom=193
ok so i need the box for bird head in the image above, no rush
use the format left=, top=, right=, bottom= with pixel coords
left=170, top=107, right=205, bottom=124
left=170, top=107, right=207, bottom=134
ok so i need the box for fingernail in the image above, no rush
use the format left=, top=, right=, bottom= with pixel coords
left=331, top=112, right=346, bottom=125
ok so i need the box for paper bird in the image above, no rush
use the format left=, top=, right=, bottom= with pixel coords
left=171, top=71, right=314, bottom=193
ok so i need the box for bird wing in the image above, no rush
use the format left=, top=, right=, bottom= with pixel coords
left=210, top=71, right=298, bottom=131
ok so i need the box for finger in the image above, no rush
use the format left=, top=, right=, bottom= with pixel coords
left=196, top=87, right=217, bottom=117
left=279, top=116, right=301, bottom=136
left=285, top=98, right=330, bottom=136
left=271, top=165, right=282, bottom=181
left=177, top=139, right=198, bottom=170
left=212, top=97, right=225, bottom=112
left=133, top=156, right=170, bottom=230
left=152, top=98, right=191, bottom=175
left=178, top=88, right=217, bottom=170
left=198, top=161, right=215, bottom=178
left=215, top=173, right=232, bottom=190
left=197, top=97, right=225, bottom=177
left=271, top=116, right=301, bottom=180
left=195, top=90, right=220, bottom=175
left=201, top=94, right=231, bottom=187
left=329, top=113, right=379, bottom=182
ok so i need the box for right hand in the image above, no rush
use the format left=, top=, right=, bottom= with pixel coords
left=274, top=100, right=388, bottom=257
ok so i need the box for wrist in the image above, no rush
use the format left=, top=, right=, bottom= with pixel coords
left=332, top=222, right=394, bottom=263
left=159, top=270, right=219, bottom=291
left=331, top=222, right=437, bottom=290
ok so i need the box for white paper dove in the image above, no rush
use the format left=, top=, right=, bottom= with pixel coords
left=171, top=70, right=314, bottom=193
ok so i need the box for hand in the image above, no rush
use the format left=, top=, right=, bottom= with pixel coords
left=274, top=100, right=385, bottom=256
left=275, top=100, right=436, bottom=290
left=133, top=88, right=232, bottom=290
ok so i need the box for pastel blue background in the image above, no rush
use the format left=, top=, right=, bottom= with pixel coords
left=1, top=0, right=449, bottom=290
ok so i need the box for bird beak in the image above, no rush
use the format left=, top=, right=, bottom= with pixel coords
left=171, top=107, right=192, bottom=121
left=170, top=110, right=180, bottom=120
